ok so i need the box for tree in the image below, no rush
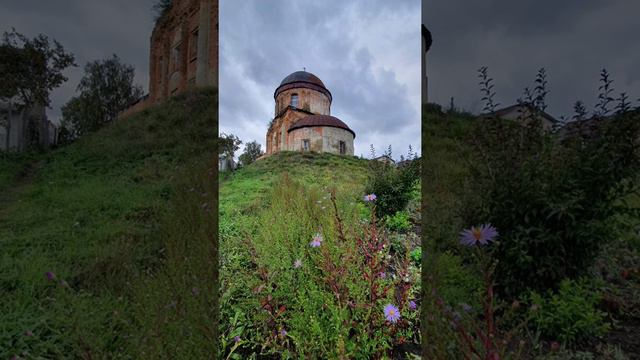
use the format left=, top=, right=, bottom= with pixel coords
left=153, top=0, right=173, bottom=20
left=0, top=29, right=75, bottom=149
left=0, top=29, right=76, bottom=108
left=61, top=54, right=143, bottom=138
left=239, top=141, right=263, bottom=166
left=219, top=133, right=242, bottom=158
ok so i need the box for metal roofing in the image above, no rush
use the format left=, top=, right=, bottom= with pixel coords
left=287, top=114, right=355, bottom=138
left=274, top=71, right=332, bottom=101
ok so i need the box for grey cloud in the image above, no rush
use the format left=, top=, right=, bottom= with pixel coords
left=424, top=0, right=640, bottom=118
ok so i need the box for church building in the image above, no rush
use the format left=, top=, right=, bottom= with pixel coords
left=265, top=71, right=355, bottom=156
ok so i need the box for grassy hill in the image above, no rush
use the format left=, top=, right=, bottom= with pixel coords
left=219, top=151, right=422, bottom=358
left=0, top=88, right=217, bottom=359
left=220, top=151, right=370, bottom=215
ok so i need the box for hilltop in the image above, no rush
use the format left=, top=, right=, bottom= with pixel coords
left=220, top=151, right=370, bottom=216
left=0, top=88, right=217, bottom=359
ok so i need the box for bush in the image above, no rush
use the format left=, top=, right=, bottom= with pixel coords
left=464, top=67, right=640, bottom=299
left=365, top=160, right=420, bottom=218
left=528, top=278, right=610, bottom=344
left=385, top=210, right=412, bottom=233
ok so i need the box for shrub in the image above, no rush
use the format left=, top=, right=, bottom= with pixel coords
left=409, top=248, right=421, bottom=267
left=528, top=278, right=610, bottom=344
left=385, top=210, right=412, bottom=233
left=365, top=159, right=420, bottom=218
left=465, top=68, right=640, bottom=298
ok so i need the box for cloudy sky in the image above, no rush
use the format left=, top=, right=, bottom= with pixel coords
left=424, top=0, right=640, bottom=120
left=0, top=0, right=156, bottom=124
left=220, top=0, right=421, bottom=160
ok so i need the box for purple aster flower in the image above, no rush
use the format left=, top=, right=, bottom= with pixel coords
left=45, top=272, right=56, bottom=281
left=310, top=232, right=323, bottom=247
left=234, top=336, right=240, bottom=343
left=460, top=303, right=473, bottom=313
left=379, top=272, right=386, bottom=279
left=293, top=259, right=302, bottom=268
left=384, top=303, right=401, bottom=323
left=459, top=224, right=498, bottom=246
left=280, top=329, right=287, bottom=337
left=364, top=194, right=377, bottom=202
left=409, top=300, right=417, bottom=310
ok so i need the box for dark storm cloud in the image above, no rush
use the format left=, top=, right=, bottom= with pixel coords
left=424, top=0, right=640, bottom=119
left=220, top=0, right=421, bottom=159
left=0, top=0, right=157, bottom=123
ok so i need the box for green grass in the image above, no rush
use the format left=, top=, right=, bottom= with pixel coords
left=0, top=88, right=217, bottom=359
left=219, top=152, right=422, bottom=358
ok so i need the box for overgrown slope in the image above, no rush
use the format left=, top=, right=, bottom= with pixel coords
left=0, top=88, right=217, bottom=359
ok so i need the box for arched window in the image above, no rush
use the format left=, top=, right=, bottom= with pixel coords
left=290, top=94, right=299, bottom=108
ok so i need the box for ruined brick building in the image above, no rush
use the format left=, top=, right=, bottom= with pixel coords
left=1, top=100, right=58, bottom=151
left=265, top=71, right=355, bottom=156
left=120, top=0, right=218, bottom=116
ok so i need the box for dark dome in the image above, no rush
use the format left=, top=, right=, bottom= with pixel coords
left=287, top=115, right=355, bottom=138
left=274, top=71, right=332, bottom=102
left=280, top=71, right=326, bottom=88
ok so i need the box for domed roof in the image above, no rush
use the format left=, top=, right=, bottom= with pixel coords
left=288, top=114, right=355, bottom=138
left=280, top=71, right=326, bottom=88
left=274, top=71, right=332, bottom=102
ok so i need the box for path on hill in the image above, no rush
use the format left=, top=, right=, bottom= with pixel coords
left=0, top=159, right=44, bottom=212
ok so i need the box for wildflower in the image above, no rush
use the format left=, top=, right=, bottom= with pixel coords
left=460, top=303, right=472, bottom=313
left=280, top=329, right=287, bottom=337
left=379, top=272, right=386, bottom=279
left=384, top=303, right=401, bottom=323
left=459, top=224, right=498, bottom=246
left=45, top=272, right=56, bottom=281
left=409, top=300, right=417, bottom=311
left=234, top=336, right=241, bottom=343
left=293, top=259, right=302, bottom=268
left=363, top=193, right=377, bottom=202
left=452, top=311, right=462, bottom=323
left=310, top=232, right=323, bottom=247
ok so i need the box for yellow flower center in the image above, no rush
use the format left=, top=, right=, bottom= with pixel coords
left=472, top=227, right=482, bottom=241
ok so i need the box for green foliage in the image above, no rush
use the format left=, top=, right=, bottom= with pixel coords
left=218, top=132, right=242, bottom=158
left=61, top=54, right=143, bottom=139
left=409, top=248, right=421, bottom=267
left=238, top=140, right=263, bottom=166
left=0, top=88, right=217, bottom=359
left=528, top=278, right=610, bottom=344
left=385, top=210, right=412, bottom=232
left=0, top=28, right=76, bottom=108
left=465, top=68, right=640, bottom=298
left=365, top=159, right=420, bottom=218
left=220, top=156, right=420, bottom=358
